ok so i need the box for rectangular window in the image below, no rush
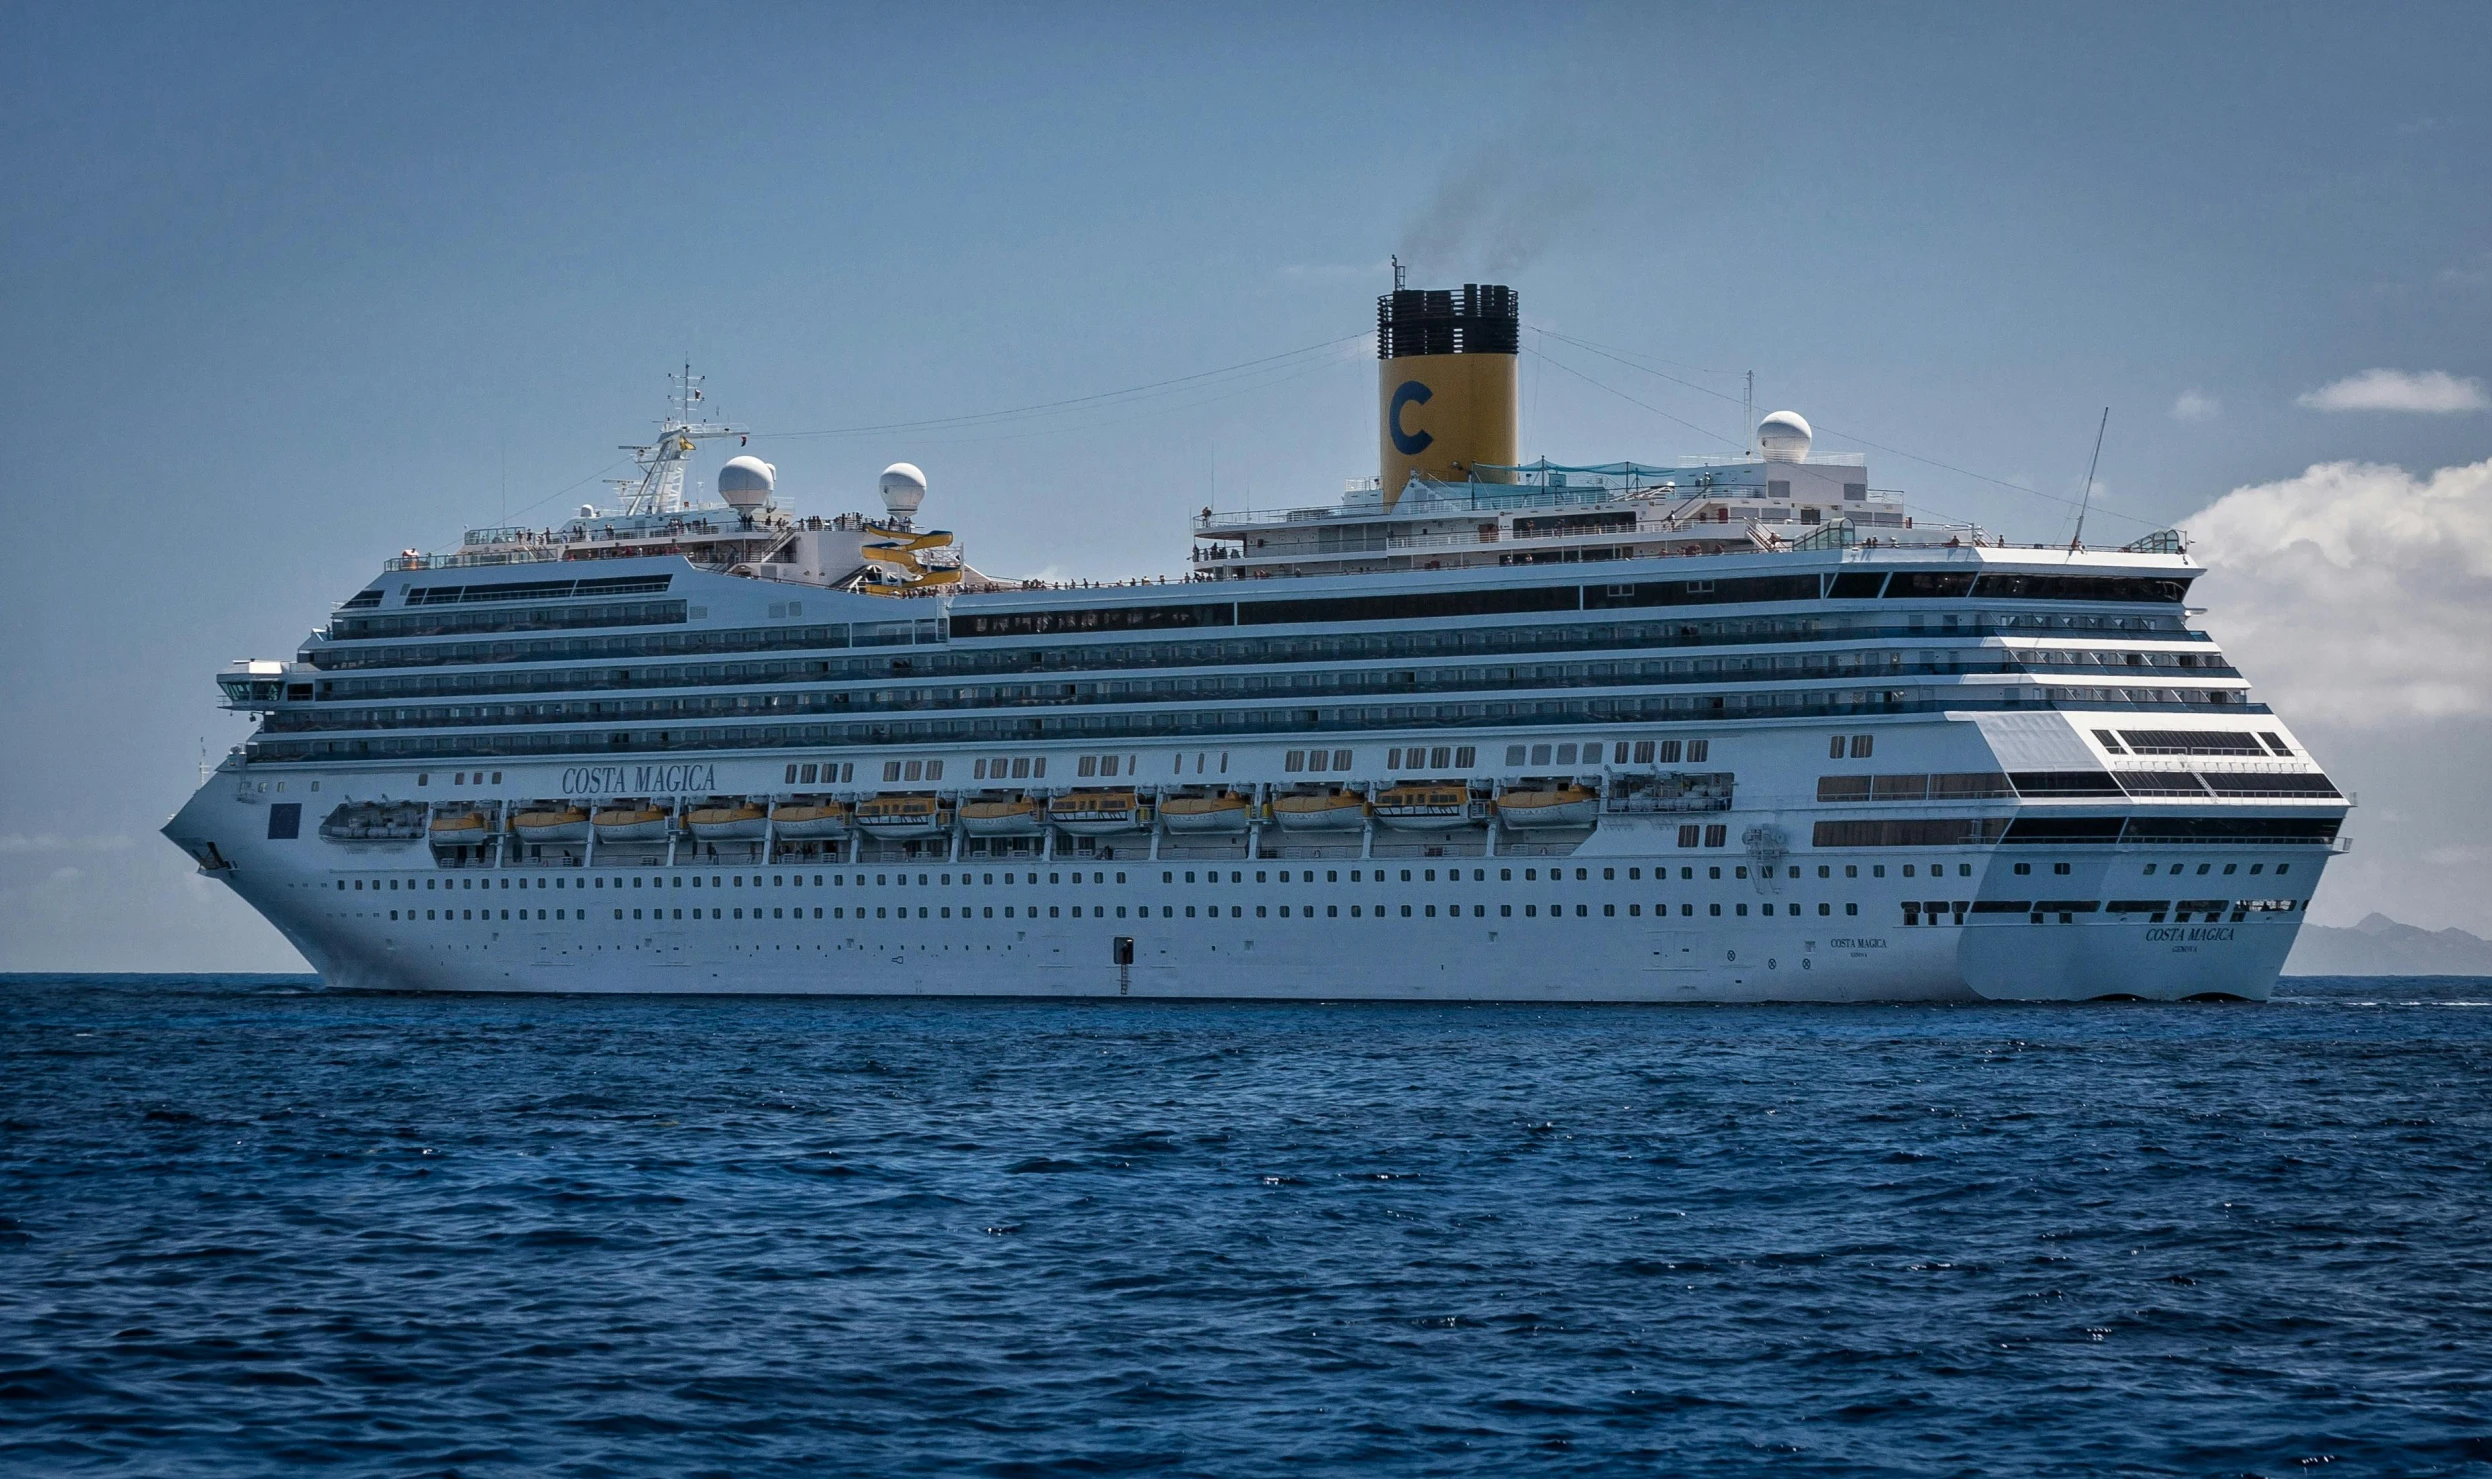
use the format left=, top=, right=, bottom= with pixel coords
left=1556, top=743, right=1577, bottom=764
left=1677, top=824, right=1700, bottom=848
left=266, top=803, right=301, bottom=840
left=882, top=761, right=901, bottom=781
left=1386, top=748, right=1402, bottom=769
left=1330, top=749, right=1351, bottom=770
left=1430, top=746, right=1452, bottom=768
left=1657, top=740, right=1682, bottom=762
left=1633, top=741, right=1655, bottom=763
left=1079, top=756, right=1098, bottom=777
left=1530, top=744, right=1551, bottom=765
left=1703, top=824, right=1727, bottom=847
left=1850, top=734, right=1873, bottom=758
left=1506, top=745, right=1527, bottom=765
left=1829, top=736, right=1846, bottom=759
left=1687, top=740, right=1710, bottom=762
left=1285, top=750, right=1305, bottom=772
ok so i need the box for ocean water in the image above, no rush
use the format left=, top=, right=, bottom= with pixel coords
left=3, top=976, right=2489, bottom=1477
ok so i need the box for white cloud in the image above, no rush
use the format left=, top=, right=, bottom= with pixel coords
left=2296, top=368, right=2488, bottom=414
left=2169, top=389, right=2221, bottom=422
left=2184, top=457, right=2492, bottom=725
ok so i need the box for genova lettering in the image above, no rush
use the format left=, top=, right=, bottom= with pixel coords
left=559, top=763, right=718, bottom=796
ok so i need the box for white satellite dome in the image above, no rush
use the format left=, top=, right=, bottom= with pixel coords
left=879, top=462, right=927, bottom=523
left=1757, top=410, right=1813, bottom=463
left=718, top=454, right=776, bottom=512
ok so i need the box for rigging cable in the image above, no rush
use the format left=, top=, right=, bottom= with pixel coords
left=748, top=333, right=1370, bottom=442
left=1529, top=326, right=2159, bottom=529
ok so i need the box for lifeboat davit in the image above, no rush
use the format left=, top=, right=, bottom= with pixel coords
left=769, top=800, right=851, bottom=839
left=1049, top=790, right=1144, bottom=835
left=686, top=802, right=768, bottom=841
left=1272, top=790, right=1367, bottom=832
left=855, top=795, right=947, bottom=839
left=1371, top=784, right=1477, bottom=832
left=428, top=809, right=492, bottom=842
left=592, top=804, right=672, bottom=843
left=1159, top=793, right=1254, bottom=834
left=960, top=796, right=1045, bottom=837
left=1496, top=785, right=1599, bottom=829
left=509, top=807, right=591, bottom=844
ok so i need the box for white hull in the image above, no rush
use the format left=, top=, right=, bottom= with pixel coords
left=1051, top=816, right=1143, bottom=837
left=1498, top=799, right=1600, bottom=829
left=688, top=819, right=767, bottom=841
left=203, top=861, right=2309, bottom=1003
left=1273, top=807, right=1366, bottom=833
left=168, top=773, right=2330, bottom=1003
left=1161, top=808, right=1253, bottom=835
left=593, top=819, right=672, bottom=843
left=770, top=817, right=851, bottom=840
left=857, top=821, right=945, bottom=839
left=512, top=821, right=591, bottom=845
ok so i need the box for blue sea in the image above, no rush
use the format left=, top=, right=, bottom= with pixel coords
left=3, top=976, right=2489, bottom=1477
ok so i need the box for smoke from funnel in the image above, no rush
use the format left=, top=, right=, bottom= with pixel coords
left=1399, top=148, right=1594, bottom=279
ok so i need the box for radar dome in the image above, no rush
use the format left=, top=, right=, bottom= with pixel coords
left=879, top=462, right=927, bottom=523
left=718, top=455, right=776, bottom=512
left=1757, top=410, right=1813, bottom=463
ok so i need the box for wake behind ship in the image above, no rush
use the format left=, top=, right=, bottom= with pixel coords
left=165, top=285, right=2346, bottom=1001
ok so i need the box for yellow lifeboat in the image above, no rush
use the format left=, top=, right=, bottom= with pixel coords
left=686, top=802, right=768, bottom=841
left=509, top=806, right=591, bottom=844
left=1049, top=789, right=1144, bottom=835
left=768, top=800, right=851, bottom=839
left=1371, top=784, right=1477, bottom=832
left=592, top=804, right=672, bottom=843
left=1495, top=785, right=1599, bottom=829
left=1272, top=790, right=1367, bottom=832
left=1158, top=792, right=1254, bottom=834
left=427, top=808, right=492, bottom=842
left=855, top=794, right=947, bottom=839
left=959, top=796, right=1045, bottom=837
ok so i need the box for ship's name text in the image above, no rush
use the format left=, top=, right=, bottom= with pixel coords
left=2144, top=926, right=2237, bottom=943
left=560, top=764, right=719, bottom=796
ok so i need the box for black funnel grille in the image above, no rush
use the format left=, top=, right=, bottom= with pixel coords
left=1377, top=284, right=1519, bottom=359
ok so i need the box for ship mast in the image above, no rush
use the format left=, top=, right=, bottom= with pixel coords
left=616, top=363, right=746, bottom=516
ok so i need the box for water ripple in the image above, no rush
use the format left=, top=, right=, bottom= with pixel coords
left=2, top=973, right=2489, bottom=1475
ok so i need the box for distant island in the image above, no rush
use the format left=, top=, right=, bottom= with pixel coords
left=2285, top=913, right=2492, bottom=976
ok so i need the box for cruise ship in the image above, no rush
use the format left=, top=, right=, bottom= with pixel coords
left=164, top=284, right=2345, bottom=1001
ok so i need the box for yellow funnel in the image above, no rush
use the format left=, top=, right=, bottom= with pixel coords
left=1377, top=284, right=1518, bottom=506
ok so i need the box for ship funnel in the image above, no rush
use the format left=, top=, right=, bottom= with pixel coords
left=1376, top=283, right=1519, bottom=507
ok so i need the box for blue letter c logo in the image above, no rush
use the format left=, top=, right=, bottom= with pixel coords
left=1389, top=380, right=1434, bottom=456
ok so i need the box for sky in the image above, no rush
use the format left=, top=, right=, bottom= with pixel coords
left=4, top=1, right=2489, bottom=969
